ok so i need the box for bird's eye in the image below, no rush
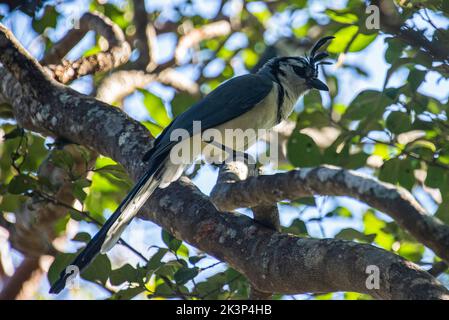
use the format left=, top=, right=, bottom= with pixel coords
left=293, top=65, right=306, bottom=78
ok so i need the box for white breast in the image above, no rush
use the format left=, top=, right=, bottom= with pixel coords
left=165, top=83, right=297, bottom=167
left=160, top=80, right=305, bottom=187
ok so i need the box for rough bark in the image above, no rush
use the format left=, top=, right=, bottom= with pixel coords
left=147, top=180, right=448, bottom=299
left=41, top=11, right=131, bottom=83
left=210, top=166, right=449, bottom=266
left=1, top=24, right=448, bottom=299
left=96, top=69, right=199, bottom=105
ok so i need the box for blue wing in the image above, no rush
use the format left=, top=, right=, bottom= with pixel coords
left=144, top=73, right=273, bottom=161
left=49, top=73, right=273, bottom=294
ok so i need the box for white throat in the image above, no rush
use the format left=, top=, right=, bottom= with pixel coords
left=276, top=73, right=309, bottom=121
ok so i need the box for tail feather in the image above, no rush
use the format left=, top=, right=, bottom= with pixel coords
left=49, top=160, right=164, bottom=294
left=100, top=171, right=161, bottom=253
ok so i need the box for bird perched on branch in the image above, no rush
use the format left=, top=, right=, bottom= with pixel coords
left=50, top=36, right=334, bottom=294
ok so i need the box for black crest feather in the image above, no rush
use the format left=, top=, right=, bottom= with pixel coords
left=308, top=36, right=335, bottom=66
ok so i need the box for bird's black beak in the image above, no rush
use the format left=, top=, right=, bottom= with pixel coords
left=307, top=78, right=329, bottom=91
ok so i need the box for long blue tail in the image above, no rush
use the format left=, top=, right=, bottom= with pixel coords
left=49, top=161, right=163, bottom=294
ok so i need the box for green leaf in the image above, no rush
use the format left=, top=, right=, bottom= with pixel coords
left=303, top=90, right=323, bottom=110
left=82, top=254, right=112, bottom=285
left=383, top=58, right=413, bottom=88
left=407, top=68, right=426, bottom=91
left=171, top=93, right=197, bottom=117
left=397, top=241, right=424, bottom=262
left=384, top=87, right=401, bottom=100
left=327, top=26, right=376, bottom=53
left=405, top=140, right=436, bottom=161
left=111, top=286, right=143, bottom=300
left=154, top=260, right=183, bottom=277
left=151, top=283, right=173, bottom=298
left=83, top=45, right=102, bottom=57
left=283, top=218, right=308, bottom=236
left=72, top=182, right=87, bottom=202
left=414, top=50, right=433, bottom=68
left=53, top=215, right=70, bottom=236
left=252, top=8, right=271, bottom=25
left=379, top=158, right=399, bottom=184
left=363, top=210, right=394, bottom=249
left=325, top=9, right=358, bottom=24
left=189, top=255, right=206, bottom=265
left=291, top=197, right=316, bottom=207
left=315, top=293, right=335, bottom=300
left=72, top=232, right=91, bottom=243
left=95, top=164, right=130, bottom=182
left=69, top=209, right=84, bottom=221
left=425, top=166, right=447, bottom=190
left=109, top=264, right=140, bottom=286
left=386, top=111, right=412, bottom=134
left=3, top=127, right=23, bottom=140
left=74, top=178, right=91, bottom=189
left=343, top=90, right=389, bottom=120
left=296, top=111, right=329, bottom=129
left=335, top=228, right=376, bottom=243
left=91, top=3, right=130, bottom=29
left=291, top=0, right=307, bottom=8
left=51, top=150, right=74, bottom=171
left=176, top=244, right=190, bottom=259
left=48, top=253, right=77, bottom=286
left=147, top=248, right=168, bottom=271
left=139, top=89, right=171, bottom=127
left=141, top=121, right=163, bottom=137
left=435, top=199, right=449, bottom=224
left=385, top=38, right=406, bottom=64
left=327, top=25, right=359, bottom=53
left=21, top=134, right=48, bottom=172
left=325, top=206, right=352, bottom=218
left=32, top=6, right=59, bottom=34
left=242, top=49, right=259, bottom=68
left=0, top=194, right=25, bottom=212
left=161, top=229, right=182, bottom=252
left=174, top=267, right=199, bottom=285
left=72, top=178, right=91, bottom=203
left=287, top=131, right=321, bottom=167
left=379, top=158, right=415, bottom=190
left=8, top=174, right=36, bottom=194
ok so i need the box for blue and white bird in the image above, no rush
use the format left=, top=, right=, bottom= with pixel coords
left=50, top=36, right=334, bottom=294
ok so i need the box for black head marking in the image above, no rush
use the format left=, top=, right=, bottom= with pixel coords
left=309, top=36, right=335, bottom=63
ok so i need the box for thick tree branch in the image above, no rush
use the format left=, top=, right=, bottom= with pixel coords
left=41, top=12, right=131, bottom=83
left=96, top=69, right=199, bottom=105
left=175, top=20, right=232, bottom=64
left=1, top=25, right=448, bottom=299
left=145, top=180, right=448, bottom=299
left=210, top=166, right=449, bottom=266
left=98, top=12, right=239, bottom=102
left=215, top=161, right=279, bottom=300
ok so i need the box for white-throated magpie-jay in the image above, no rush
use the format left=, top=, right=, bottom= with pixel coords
left=50, top=36, right=334, bottom=294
